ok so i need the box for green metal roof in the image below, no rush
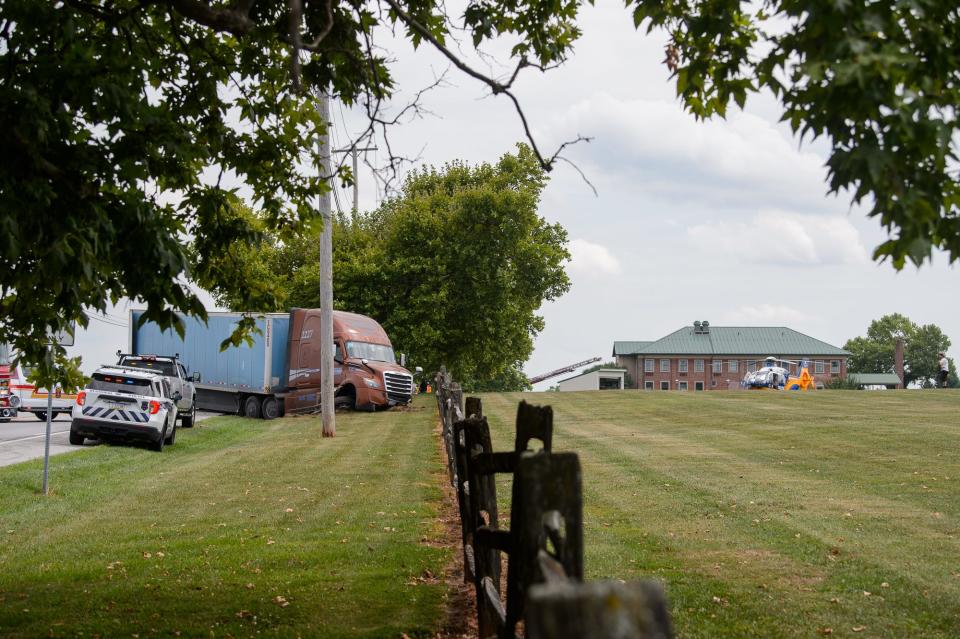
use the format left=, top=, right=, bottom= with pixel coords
left=615, top=326, right=850, bottom=357
left=613, top=341, right=652, bottom=356
left=848, top=373, right=902, bottom=386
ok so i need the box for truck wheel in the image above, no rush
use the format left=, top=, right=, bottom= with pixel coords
left=151, top=425, right=167, bottom=452
left=165, top=421, right=177, bottom=445
left=181, top=401, right=196, bottom=428
left=69, top=429, right=84, bottom=445
left=243, top=395, right=262, bottom=419
left=35, top=412, right=47, bottom=421
left=334, top=386, right=356, bottom=410
left=261, top=397, right=280, bottom=420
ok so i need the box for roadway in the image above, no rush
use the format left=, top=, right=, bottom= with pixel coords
left=0, top=410, right=220, bottom=468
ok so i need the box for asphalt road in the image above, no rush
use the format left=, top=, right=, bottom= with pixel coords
left=0, top=410, right=220, bottom=468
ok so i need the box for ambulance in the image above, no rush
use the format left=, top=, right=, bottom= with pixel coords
left=5, top=361, right=79, bottom=421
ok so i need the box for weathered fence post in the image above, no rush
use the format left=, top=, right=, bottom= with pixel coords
left=502, top=451, right=583, bottom=638
left=525, top=581, right=674, bottom=639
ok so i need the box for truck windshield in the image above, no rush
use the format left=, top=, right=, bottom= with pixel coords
left=345, top=341, right=395, bottom=363
left=88, top=373, right=153, bottom=395
left=121, top=358, right=175, bottom=376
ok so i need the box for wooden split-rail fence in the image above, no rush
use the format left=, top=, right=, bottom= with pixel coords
left=434, top=368, right=674, bottom=639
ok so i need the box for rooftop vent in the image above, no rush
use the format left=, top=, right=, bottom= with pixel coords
left=694, top=320, right=710, bottom=334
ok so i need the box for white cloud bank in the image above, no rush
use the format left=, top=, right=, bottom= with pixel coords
left=538, top=93, right=838, bottom=213
left=687, top=211, right=869, bottom=266
left=567, top=238, right=622, bottom=276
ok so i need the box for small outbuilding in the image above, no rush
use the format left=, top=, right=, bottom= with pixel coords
left=557, top=368, right=627, bottom=392
left=847, top=373, right=903, bottom=390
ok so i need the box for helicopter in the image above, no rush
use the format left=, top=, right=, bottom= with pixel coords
left=741, top=356, right=816, bottom=391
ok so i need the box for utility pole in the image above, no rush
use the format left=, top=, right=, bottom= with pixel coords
left=318, top=93, right=335, bottom=437
left=352, top=148, right=359, bottom=213
left=333, top=145, right=376, bottom=213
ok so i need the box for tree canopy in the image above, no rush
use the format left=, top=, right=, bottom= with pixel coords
left=844, top=313, right=956, bottom=387
left=212, top=145, right=570, bottom=390
left=2, top=0, right=958, bottom=384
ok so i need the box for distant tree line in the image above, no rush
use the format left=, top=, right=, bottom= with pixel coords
left=844, top=314, right=957, bottom=388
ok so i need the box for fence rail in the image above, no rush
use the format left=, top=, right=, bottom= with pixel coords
left=434, top=367, right=674, bottom=639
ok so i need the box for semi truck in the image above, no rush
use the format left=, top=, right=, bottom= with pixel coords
left=128, top=308, right=416, bottom=419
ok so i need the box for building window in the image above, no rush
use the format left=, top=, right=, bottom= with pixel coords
left=711, top=360, right=722, bottom=374
left=679, top=359, right=688, bottom=373
left=660, top=381, right=670, bottom=391
left=746, top=360, right=757, bottom=372
left=729, top=360, right=739, bottom=373
left=694, top=381, right=704, bottom=391
left=644, top=358, right=654, bottom=373
left=644, top=381, right=654, bottom=390
left=831, top=360, right=840, bottom=374
left=678, top=381, right=688, bottom=391
left=660, top=359, right=670, bottom=373
left=695, top=359, right=704, bottom=372
left=815, top=360, right=825, bottom=374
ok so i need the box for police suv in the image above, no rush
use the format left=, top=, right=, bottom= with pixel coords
left=70, top=366, right=180, bottom=451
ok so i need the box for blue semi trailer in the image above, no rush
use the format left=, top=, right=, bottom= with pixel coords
left=128, top=309, right=415, bottom=418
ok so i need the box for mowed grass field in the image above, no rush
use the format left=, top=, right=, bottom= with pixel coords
left=0, top=401, right=449, bottom=638
left=479, top=389, right=960, bottom=639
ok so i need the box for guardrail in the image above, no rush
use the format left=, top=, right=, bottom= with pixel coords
left=434, top=367, right=674, bottom=639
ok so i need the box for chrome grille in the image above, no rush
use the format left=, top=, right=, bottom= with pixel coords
left=383, top=371, right=413, bottom=404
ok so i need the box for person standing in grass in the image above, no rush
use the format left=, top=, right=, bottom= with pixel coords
left=937, top=352, right=949, bottom=388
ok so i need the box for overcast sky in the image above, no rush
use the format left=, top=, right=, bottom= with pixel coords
left=70, top=3, right=958, bottom=388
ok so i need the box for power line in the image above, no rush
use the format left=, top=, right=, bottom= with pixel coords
left=87, top=314, right=127, bottom=328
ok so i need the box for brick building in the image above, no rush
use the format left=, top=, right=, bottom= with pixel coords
left=613, top=321, right=850, bottom=391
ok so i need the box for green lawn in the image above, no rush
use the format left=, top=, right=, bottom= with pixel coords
left=478, top=389, right=960, bottom=639
left=0, top=400, right=449, bottom=638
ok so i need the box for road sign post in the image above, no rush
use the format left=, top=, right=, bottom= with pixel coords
left=42, top=321, right=75, bottom=496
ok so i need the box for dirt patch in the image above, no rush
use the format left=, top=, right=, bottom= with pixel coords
left=432, top=412, right=477, bottom=639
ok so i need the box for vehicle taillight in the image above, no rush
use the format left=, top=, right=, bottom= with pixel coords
left=76, top=391, right=86, bottom=406
left=0, top=397, right=7, bottom=407
left=148, top=400, right=160, bottom=414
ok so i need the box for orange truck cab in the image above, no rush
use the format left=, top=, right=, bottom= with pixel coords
left=285, top=310, right=417, bottom=413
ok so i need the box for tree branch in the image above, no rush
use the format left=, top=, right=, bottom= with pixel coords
left=166, top=0, right=255, bottom=35
left=381, top=0, right=589, bottom=174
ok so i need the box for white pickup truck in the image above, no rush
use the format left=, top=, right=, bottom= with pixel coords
left=115, top=354, right=199, bottom=428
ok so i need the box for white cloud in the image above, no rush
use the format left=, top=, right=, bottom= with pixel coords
left=567, top=238, right=622, bottom=276
left=687, top=211, right=869, bottom=266
left=538, top=93, right=835, bottom=212
left=720, top=304, right=814, bottom=326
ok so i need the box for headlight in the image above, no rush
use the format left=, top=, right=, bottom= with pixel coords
left=362, top=377, right=382, bottom=389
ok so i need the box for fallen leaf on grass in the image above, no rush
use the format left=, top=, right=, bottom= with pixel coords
left=266, top=540, right=275, bottom=545
left=272, top=595, right=289, bottom=608
left=245, top=583, right=255, bottom=590
left=142, top=552, right=152, bottom=559
left=235, top=610, right=253, bottom=619
left=285, top=508, right=294, bottom=513
left=817, top=628, right=833, bottom=635
left=852, top=626, right=866, bottom=632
